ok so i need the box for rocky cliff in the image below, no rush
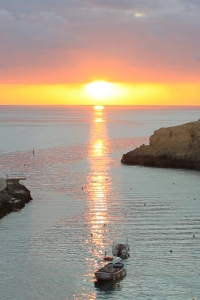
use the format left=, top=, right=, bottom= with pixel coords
left=0, top=179, right=32, bottom=219
left=121, top=119, right=200, bottom=169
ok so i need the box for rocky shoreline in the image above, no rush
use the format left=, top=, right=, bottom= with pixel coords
left=121, top=119, right=200, bottom=170
left=0, top=178, right=32, bottom=219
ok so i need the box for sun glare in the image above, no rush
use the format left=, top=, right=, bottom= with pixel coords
left=85, top=81, right=115, bottom=100
left=94, top=105, right=104, bottom=110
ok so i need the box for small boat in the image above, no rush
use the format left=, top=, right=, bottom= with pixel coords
left=104, top=256, right=113, bottom=261
left=94, top=261, right=126, bottom=281
left=112, top=238, right=130, bottom=259
left=103, top=255, right=122, bottom=263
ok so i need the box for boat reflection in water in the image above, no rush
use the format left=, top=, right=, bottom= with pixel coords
left=94, top=277, right=123, bottom=292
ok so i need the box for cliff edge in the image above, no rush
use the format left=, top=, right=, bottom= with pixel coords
left=121, top=119, right=200, bottom=169
left=0, top=178, right=32, bottom=219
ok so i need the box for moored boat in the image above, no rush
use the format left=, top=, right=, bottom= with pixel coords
left=112, top=238, right=130, bottom=259
left=94, top=261, right=126, bottom=281
left=104, top=256, right=113, bottom=261
left=103, top=254, right=123, bottom=262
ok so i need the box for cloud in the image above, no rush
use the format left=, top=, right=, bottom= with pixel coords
left=27, top=11, right=66, bottom=26
left=0, top=9, right=14, bottom=21
left=0, top=0, right=200, bottom=83
left=0, top=9, right=83, bottom=67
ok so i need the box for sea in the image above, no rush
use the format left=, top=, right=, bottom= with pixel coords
left=0, top=105, right=200, bottom=300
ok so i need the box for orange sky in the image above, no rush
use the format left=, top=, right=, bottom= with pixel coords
left=1, top=83, right=200, bottom=106
left=0, top=1, right=200, bottom=105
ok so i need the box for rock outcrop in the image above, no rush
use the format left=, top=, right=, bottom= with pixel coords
left=121, top=119, right=200, bottom=169
left=0, top=178, right=32, bottom=219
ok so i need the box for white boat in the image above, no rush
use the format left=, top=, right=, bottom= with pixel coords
left=94, top=261, right=126, bottom=281
left=112, top=238, right=130, bottom=259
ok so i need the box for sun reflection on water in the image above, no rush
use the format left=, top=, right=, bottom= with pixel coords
left=94, top=117, right=103, bottom=123
left=87, top=107, right=111, bottom=258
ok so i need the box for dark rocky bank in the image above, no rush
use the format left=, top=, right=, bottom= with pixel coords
left=0, top=178, right=32, bottom=219
left=121, top=119, right=200, bottom=170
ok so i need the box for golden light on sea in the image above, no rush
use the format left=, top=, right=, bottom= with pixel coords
left=86, top=106, right=111, bottom=254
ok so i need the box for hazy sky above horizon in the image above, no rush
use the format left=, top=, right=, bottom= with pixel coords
left=1, top=0, right=200, bottom=84
left=0, top=0, right=200, bottom=105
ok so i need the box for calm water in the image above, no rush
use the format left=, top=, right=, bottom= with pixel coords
left=0, top=106, right=200, bottom=300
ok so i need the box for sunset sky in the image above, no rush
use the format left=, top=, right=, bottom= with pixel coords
left=0, top=0, right=200, bottom=105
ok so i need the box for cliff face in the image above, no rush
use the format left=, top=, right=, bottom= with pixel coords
left=0, top=179, right=32, bottom=219
left=121, top=120, right=200, bottom=169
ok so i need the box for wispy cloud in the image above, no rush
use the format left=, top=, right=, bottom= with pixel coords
left=0, top=0, right=199, bottom=83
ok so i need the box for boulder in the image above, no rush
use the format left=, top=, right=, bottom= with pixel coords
left=121, top=119, right=200, bottom=169
left=0, top=180, right=32, bottom=219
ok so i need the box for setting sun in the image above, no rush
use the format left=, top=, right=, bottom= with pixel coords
left=94, top=105, right=104, bottom=110
left=85, top=81, right=116, bottom=100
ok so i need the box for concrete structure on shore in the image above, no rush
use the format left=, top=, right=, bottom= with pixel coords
left=121, top=119, right=200, bottom=170
left=0, top=177, right=32, bottom=219
left=0, top=178, right=7, bottom=192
